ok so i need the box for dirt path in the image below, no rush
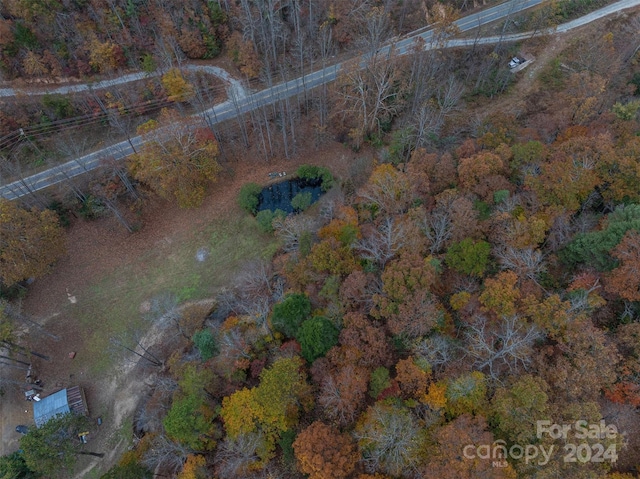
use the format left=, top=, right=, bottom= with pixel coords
left=71, top=299, right=215, bottom=479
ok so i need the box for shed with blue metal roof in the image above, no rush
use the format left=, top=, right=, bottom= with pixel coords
left=33, top=386, right=88, bottom=428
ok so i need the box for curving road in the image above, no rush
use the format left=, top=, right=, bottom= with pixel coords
left=0, top=64, right=248, bottom=100
left=1, top=0, right=639, bottom=201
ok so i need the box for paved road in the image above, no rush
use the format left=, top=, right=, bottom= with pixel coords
left=0, top=65, right=248, bottom=99
left=1, top=0, right=639, bottom=201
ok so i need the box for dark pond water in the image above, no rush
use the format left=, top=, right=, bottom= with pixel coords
left=257, top=177, right=323, bottom=214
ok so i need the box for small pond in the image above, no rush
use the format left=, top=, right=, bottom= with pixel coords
left=257, top=177, right=324, bottom=214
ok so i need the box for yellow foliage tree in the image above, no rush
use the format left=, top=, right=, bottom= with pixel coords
left=220, top=387, right=263, bottom=439
left=220, top=357, right=313, bottom=457
left=449, top=291, right=471, bottom=311
left=89, top=40, right=123, bottom=73
left=422, top=382, right=447, bottom=410
left=360, top=163, right=413, bottom=215
left=22, top=50, right=47, bottom=76
left=127, top=109, right=220, bottom=208
left=177, top=454, right=207, bottom=479
left=479, top=271, right=521, bottom=317
left=162, top=68, right=195, bottom=102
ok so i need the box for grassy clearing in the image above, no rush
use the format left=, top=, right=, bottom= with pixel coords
left=68, top=212, right=275, bottom=375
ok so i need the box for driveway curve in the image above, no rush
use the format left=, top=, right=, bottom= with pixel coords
left=0, top=65, right=247, bottom=100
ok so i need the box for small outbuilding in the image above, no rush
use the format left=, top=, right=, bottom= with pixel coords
left=33, top=386, right=88, bottom=428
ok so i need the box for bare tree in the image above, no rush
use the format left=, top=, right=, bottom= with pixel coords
left=313, top=23, right=336, bottom=128
left=494, top=246, right=546, bottom=282
left=142, top=433, right=191, bottom=474
left=412, top=334, right=456, bottom=370
left=356, top=5, right=392, bottom=54
left=101, top=149, right=140, bottom=200
left=273, top=215, right=317, bottom=253
left=356, top=217, right=407, bottom=267
left=436, top=74, right=465, bottom=115
left=353, top=403, right=422, bottom=476
left=566, top=278, right=602, bottom=316
left=222, top=261, right=285, bottom=333
left=215, top=432, right=265, bottom=479
left=0, top=154, right=49, bottom=209
left=464, top=315, right=542, bottom=381
left=1, top=301, right=59, bottom=340
left=217, top=328, right=252, bottom=364
left=334, top=52, right=408, bottom=147
left=134, top=384, right=174, bottom=435
left=416, top=206, right=453, bottom=255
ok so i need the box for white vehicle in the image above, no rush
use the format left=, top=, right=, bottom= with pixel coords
left=509, top=57, right=523, bottom=69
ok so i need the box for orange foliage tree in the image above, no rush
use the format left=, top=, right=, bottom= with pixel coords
left=292, top=421, right=359, bottom=479
left=479, top=271, right=521, bottom=317
left=605, top=230, right=640, bottom=302
left=372, top=253, right=443, bottom=338
left=0, top=199, right=66, bottom=287
left=319, top=347, right=369, bottom=427
left=339, top=312, right=392, bottom=369
left=395, top=357, right=430, bottom=399
left=421, top=414, right=517, bottom=479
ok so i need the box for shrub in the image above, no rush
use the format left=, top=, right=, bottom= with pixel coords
left=278, top=430, right=296, bottom=467
left=255, top=209, right=287, bottom=233
left=299, top=231, right=313, bottom=257
left=77, top=195, right=106, bottom=219
left=238, top=183, right=262, bottom=215
left=100, top=451, right=152, bottom=479
left=446, top=238, right=491, bottom=277
left=612, top=100, right=640, bottom=121
left=493, top=190, right=510, bottom=204
left=560, top=204, right=640, bottom=271
left=296, top=316, right=339, bottom=363
left=631, top=72, right=640, bottom=95
left=369, top=367, right=391, bottom=399
left=473, top=200, right=491, bottom=221
left=388, top=127, right=415, bottom=164
left=140, top=54, right=156, bottom=73
left=271, top=293, right=312, bottom=338
left=296, top=165, right=334, bottom=191
left=48, top=200, right=71, bottom=228
left=42, top=94, right=74, bottom=119
left=193, top=329, right=218, bottom=361
left=291, top=192, right=313, bottom=212
left=538, top=58, right=564, bottom=90
left=14, top=23, right=39, bottom=49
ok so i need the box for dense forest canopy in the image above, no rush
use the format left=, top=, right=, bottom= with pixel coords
left=0, top=0, right=435, bottom=80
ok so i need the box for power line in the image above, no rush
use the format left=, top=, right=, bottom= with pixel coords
left=0, top=75, right=232, bottom=151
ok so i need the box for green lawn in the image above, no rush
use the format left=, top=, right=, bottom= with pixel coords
left=68, top=213, right=276, bottom=375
